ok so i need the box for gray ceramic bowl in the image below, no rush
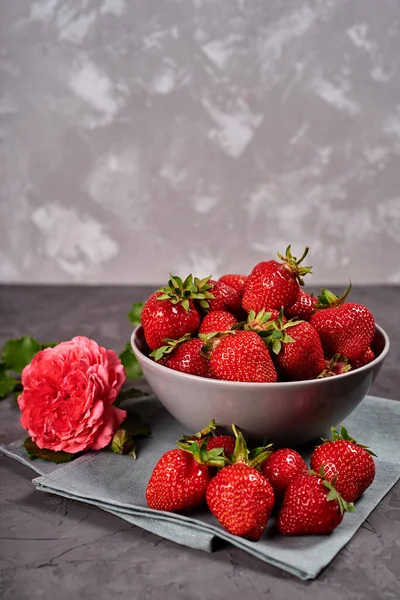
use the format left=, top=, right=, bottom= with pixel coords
left=131, top=324, right=389, bottom=446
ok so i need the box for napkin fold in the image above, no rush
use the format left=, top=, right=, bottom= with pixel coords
left=1, top=395, right=399, bottom=580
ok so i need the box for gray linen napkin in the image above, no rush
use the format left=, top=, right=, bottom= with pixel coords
left=1, top=395, right=399, bottom=580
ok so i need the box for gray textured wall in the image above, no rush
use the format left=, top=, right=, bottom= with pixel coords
left=1, top=0, right=400, bottom=285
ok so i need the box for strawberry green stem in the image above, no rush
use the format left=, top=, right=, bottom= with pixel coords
left=277, top=245, right=313, bottom=286
left=324, top=426, right=377, bottom=457
left=176, top=440, right=229, bottom=468
left=156, top=273, right=215, bottom=311
left=231, top=425, right=273, bottom=468
left=315, top=281, right=352, bottom=309
left=309, top=466, right=355, bottom=515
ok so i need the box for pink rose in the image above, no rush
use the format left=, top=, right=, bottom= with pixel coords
left=18, top=336, right=127, bottom=453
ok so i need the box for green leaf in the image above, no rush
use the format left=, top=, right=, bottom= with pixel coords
left=128, top=302, right=144, bottom=327
left=0, top=364, right=17, bottom=398
left=40, top=341, right=58, bottom=349
left=23, top=437, right=74, bottom=463
left=110, top=429, right=136, bottom=456
left=150, top=345, right=170, bottom=361
left=116, top=387, right=148, bottom=404
left=271, top=330, right=283, bottom=340
left=181, top=298, right=190, bottom=311
left=119, top=343, right=142, bottom=379
left=1, top=336, right=42, bottom=374
left=122, top=412, right=151, bottom=438
left=271, top=339, right=281, bottom=355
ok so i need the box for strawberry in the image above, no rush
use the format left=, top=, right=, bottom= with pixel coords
left=310, top=426, right=376, bottom=503
left=242, top=246, right=312, bottom=313
left=218, top=274, right=248, bottom=297
left=207, top=435, right=236, bottom=458
left=310, top=285, right=375, bottom=362
left=263, top=449, right=307, bottom=498
left=205, top=280, right=242, bottom=315
left=199, top=310, right=238, bottom=334
left=351, top=347, right=375, bottom=369
left=277, top=470, right=354, bottom=535
left=206, top=426, right=274, bottom=540
left=166, top=338, right=214, bottom=378
left=263, top=315, right=326, bottom=381
left=141, top=274, right=213, bottom=350
left=209, top=330, right=278, bottom=382
left=146, top=441, right=226, bottom=512
left=318, top=354, right=352, bottom=378
left=285, top=290, right=316, bottom=321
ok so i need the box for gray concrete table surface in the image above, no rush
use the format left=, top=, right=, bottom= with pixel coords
left=0, top=285, right=399, bottom=600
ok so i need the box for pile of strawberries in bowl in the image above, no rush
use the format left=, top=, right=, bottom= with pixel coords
left=139, top=245, right=378, bottom=382
left=146, top=419, right=376, bottom=540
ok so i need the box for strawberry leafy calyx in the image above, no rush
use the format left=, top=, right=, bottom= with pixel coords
left=199, top=330, right=236, bottom=358
left=176, top=439, right=229, bottom=468
left=322, top=426, right=377, bottom=457
left=257, top=308, right=303, bottom=355
left=317, top=354, right=352, bottom=378
left=179, top=419, right=220, bottom=444
left=149, top=333, right=192, bottom=362
left=230, top=424, right=273, bottom=469
left=156, top=274, right=215, bottom=311
left=193, top=276, right=216, bottom=310
left=315, top=281, right=352, bottom=310
left=243, top=309, right=274, bottom=332
left=277, top=245, right=313, bottom=286
left=308, top=466, right=355, bottom=515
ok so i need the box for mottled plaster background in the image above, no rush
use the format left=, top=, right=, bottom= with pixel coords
left=1, top=0, right=400, bottom=285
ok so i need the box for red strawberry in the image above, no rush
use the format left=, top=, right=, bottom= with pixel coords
left=209, top=330, right=278, bottom=382
left=310, top=285, right=375, bottom=362
left=166, top=338, right=213, bottom=378
left=199, top=310, right=238, bottom=334
left=351, top=347, right=375, bottom=369
left=218, top=274, right=248, bottom=297
left=263, top=449, right=307, bottom=498
left=207, top=464, right=274, bottom=540
left=141, top=274, right=213, bottom=350
left=285, top=290, right=316, bottom=321
left=146, top=441, right=226, bottom=512
left=318, top=354, right=352, bottom=378
left=205, top=280, right=242, bottom=315
left=310, top=426, right=376, bottom=503
left=141, top=291, right=200, bottom=351
left=207, top=435, right=236, bottom=458
left=277, top=470, right=354, bottom=535
left=242, top=246, right=312, bottom=313
left=264, top=317, right=326, bottom=381
left=206, top=426, right=274, bottom=540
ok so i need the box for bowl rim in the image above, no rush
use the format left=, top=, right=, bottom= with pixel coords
left=131, top=323, right=390, bottom=388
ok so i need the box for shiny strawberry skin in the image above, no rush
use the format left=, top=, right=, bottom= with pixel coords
left=310, top=440, right=375, bottom=503
left=207, top=435, right=236, bottom=458
left=310, top=303, right=375, bottom=362
left=210, top=331, right=278, bottom=382
left=242, top=260, right=301, bottom=312
left=141, top=292, right=200, bottom=351
left=206, top=280, right=242, bottom=315
left=263, top=449, right=308, bottom=497
left=285, top=290, right=316, bottom=321
left=206, top=463, right=275, bottom=540
left=274, top=321, right=326, bottom=381
left=166, top=338, right=213, bottom=378
left=351, top=347, right=375, bottom=369
left=199, top=310, right=238, bottom=334
left=146, top=448, right=210, bottom=511
left=277, top=473, right=343, bottom=535
left=218, top=274, right=248, bottom=297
